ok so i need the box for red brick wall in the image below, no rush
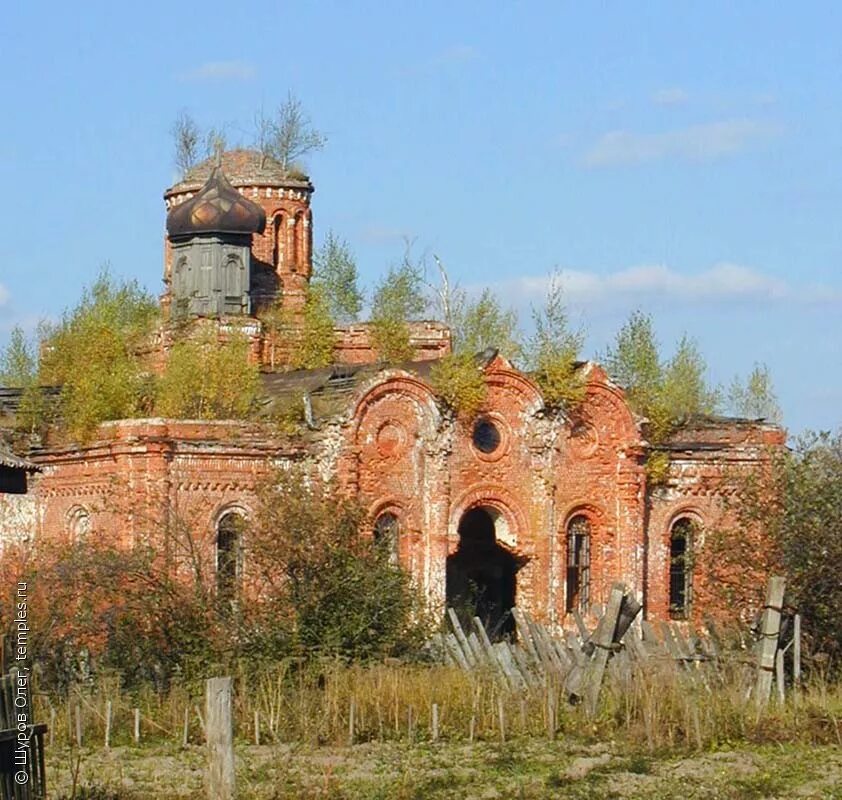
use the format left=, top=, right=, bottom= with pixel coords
left=23, top=364, right=784, bottom=628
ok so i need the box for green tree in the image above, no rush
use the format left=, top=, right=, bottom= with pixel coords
left=0, top=326, right=36, bottom=386
left=156, top=329, right=260, bottom=419
left=248, top=468, right=427, bottom=659
left=0, top=325, right=47, bottom=434
left=370, top=252, right=428, bottom=362
left=526, top=274, right=584, bottom=407
left=289, top=285, right=336, bottom=369
left=658, top=335, right=720, bottom=436
left=727, top=363, right=781, bottom=423
left=429, top=352, right=487, bottom=416
left=603, top=312, right=720, bottom=441
left=312, top=231, right=364, bottom=323
left=40, top=269, right=159, bottom=440
left=602, top=310, right=662, bottom=414
left=453, top=288, right=522, bottom=361
left=709, top=431, right=842, bottom=668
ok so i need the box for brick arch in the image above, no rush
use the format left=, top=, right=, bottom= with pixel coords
left=351, top=373, right=441, bottom=440
left=448, top=484, right=529, bottom=554
left=484, top=366, right=545, bottom=414
left=559, top=500, right=607, bottom=530
left=576, top=377, right=643, bottom=448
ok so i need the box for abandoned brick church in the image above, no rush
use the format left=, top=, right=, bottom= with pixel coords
left=0, top=151, right=784, bottom=632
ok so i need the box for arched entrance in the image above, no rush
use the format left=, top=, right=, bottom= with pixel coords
left=446, top=507, right=524, bottom=639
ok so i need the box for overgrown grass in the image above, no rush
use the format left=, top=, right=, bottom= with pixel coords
left=35, top=658, right=842, bottom=753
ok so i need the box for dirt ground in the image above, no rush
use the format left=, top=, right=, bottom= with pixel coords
left=47, top=739, right=842, bottom=799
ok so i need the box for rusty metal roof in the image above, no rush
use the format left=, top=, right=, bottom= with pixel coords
left=166, top=167, right=267, bottom=238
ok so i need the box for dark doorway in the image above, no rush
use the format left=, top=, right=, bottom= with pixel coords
left=446, top=507, right=524, bottom=639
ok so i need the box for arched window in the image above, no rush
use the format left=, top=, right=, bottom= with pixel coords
left=216, top=512, right=245, bottom=601
left=292, top=212, right=304, bottom=272
left=272, top=214, right=284, bottom=269
left=373, top=512, right=400, bottom=565
left=669, top=518, right=694, bottom=619
left=565, top=515, right=590, bottom=615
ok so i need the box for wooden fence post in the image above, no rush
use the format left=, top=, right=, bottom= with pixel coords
left=206, top=677, right=235, bottom=800
left=793, top=613, right=802, bottom=690
left=755, top=576, right=786, bottom=708
left=104, top=700, right=112, bottom=750
left=133, top=708, right=141, bottom=744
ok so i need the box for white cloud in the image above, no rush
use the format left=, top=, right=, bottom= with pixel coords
left=178, top=61, right=255, bottom=82
left=481, top=263, right=841, bottom=308
left=652, top=87, right=688, bottom=107
left=582, top=119, right=780, bottom=167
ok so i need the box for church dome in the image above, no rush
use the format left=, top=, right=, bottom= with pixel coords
left=166, top=166, right=267, bottom=238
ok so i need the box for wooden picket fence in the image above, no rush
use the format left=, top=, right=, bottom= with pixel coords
left=434, top=577, right=800, bottom=714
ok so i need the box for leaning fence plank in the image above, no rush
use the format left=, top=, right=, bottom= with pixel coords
left=447, top=609, right=477, bottom=668
left=582, top=583, right=625, bottom=715
left=445, top=633, right=470, bottom=671
left=755, top=576, right=786, bottom=708
left=511, top=608, right=540, bottom=663
left=793, top=613, right=802, bottom=689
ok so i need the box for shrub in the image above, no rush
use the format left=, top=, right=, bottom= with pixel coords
left=156, top=328, right=260, bottom=419
left=429, top=353, right=487, bottom=416
left=39, top=269, right=159, bottom=440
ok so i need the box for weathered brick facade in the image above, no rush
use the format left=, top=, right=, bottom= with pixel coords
left=0, top=152, right=785, bottom=630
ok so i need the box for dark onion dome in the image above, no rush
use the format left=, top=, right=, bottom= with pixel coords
left=166, top=166, right=267, bottom=238
left=165, top=149, right=313, bottom=196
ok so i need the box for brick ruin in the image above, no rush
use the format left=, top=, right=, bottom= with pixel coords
left=0, top=150, right=786, bottom=632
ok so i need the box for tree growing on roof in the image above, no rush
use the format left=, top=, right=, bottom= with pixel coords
left=312, top=231, right=364, bottom=324
left=370, top=246, right=428, bottom=363
left=254, top=92, right=327, bottom=174
left=727, top=363, right=781, bottom=423
left=525, top=273, right=585, bottom=408
left=170, top=110, right=201, bottom=176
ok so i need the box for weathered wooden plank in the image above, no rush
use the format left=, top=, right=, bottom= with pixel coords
left=755, top=576, right=786, bottom=708
left=494, top=642, right=527, bottom=690
left=511, top=642, right=541, bottom=688
left=511, top=608, right=540, bottom=664
left=571, top=610, right=591, bottom=643
left=206, top=676, right=235, bottom=800
left=466, top=632, right=485, bottom=667
left=445, top=633, right=471, bottom=671
left=582, top=583, right=624, bottom=715
left=447, top=609, right=477, bottom=668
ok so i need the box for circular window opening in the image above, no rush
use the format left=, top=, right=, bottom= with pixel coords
left=472, top=418, right=501, bottom=454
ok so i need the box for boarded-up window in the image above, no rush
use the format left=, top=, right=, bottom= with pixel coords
left=566, top=515, right=590, bottom=615
left=669, top=518, right=694, bottom=619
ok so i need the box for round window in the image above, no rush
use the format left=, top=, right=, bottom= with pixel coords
left=472, top=418, right=501, bottom=454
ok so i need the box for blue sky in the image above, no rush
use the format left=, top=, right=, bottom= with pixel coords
left=1, top=2, right=840, bottom=433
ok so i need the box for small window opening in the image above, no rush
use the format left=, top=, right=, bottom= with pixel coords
left=566, top=515, right=591, bottom=615
left=669, top=518, right=694, bottom=619
left=472, top=418, right=501, bottom=454
left=373, top=512, right=400, bottom=565
left=217, top=512, right=244, bottom=602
